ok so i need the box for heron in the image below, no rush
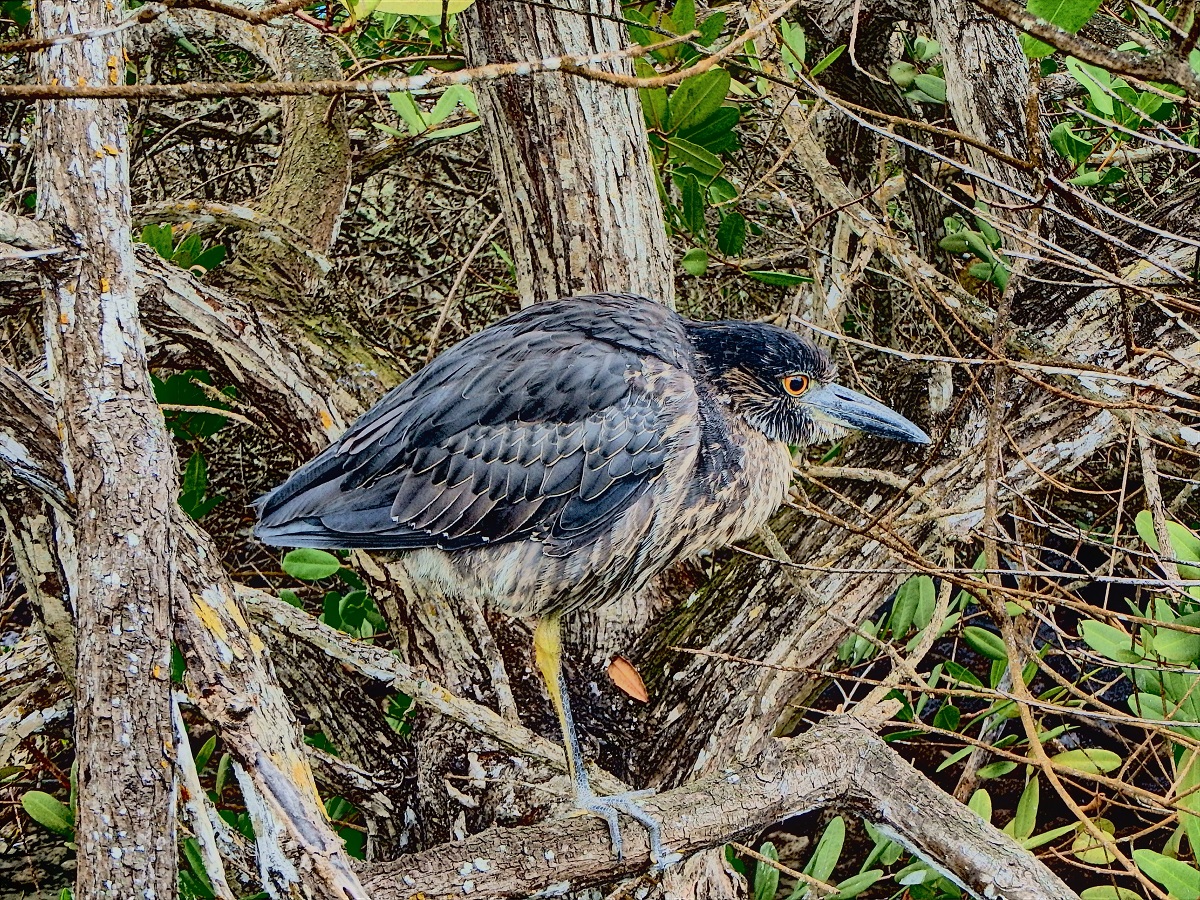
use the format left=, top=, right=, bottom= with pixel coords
left=255, top=292, right=928, bottom=863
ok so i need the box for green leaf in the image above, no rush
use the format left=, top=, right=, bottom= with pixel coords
left=967, top=788, right=992, bottom=822
left=1079, top=619, right=1142, bottom=663
left=716, top=213, right=746, bottom=256
left=665, top=136, right=723, bottom=176
left=933, top=702, right=960, bottom=731
left=428, top=84, right=474, bottom=126
left=140, top=223, right=175, bottom=260
left=668, top=69, right=731, bottom=133
left=968, top=259, right=1010, bottom=290
left=427, top=120, right=482, bottom=141
left=753, top=842, right=780, bottom=900
left=214, top=752, right=231, bottom=798
left=939, top=233, right=970, bottom=254
left=282, top=548, right=342, bottom=581
left=829, top=870, right=882, bottom=899
left=1133, top=849, right=1200, bottom=900
left=913, top=74, right=947, bottom=103
left=1177, top=749, right=1200, bottom=856
left=1022, top=821, right=1077, bottom=849
left=389, top=91, right=427, bottom=134
left=195, top=735, right=217, bottom=772
left=1152, top=615, right=1200, bottom=664
left=153, top=370, right=231, bottom=440
left=696, top=11, right=725, bottom=45
left=681, top=173, right=706, bottom=236
left=1049, top=121, right=1094, bottom=165
left=977, top=760, right=1018, bottom=779
left=887, top=61, right=917, bottom=88
left=746, top=270, right=812, bottom=286
left=1021, top=0, right=1103, bottom=58
left=182, top=837, right=216, bottom=899
left=1134, top=510, right=1200, bottom=580
left=1072, top=819, right=1118, bottom=865
left=681, top=248, right=709, bottom=276
left=279, top=589, right=303, bottom=608
left=708, top=177, right=739, bottom=205
left=183, top=452, right=207, bottom=497
left=172, top=232, right=204, bottom=269
left=672, top=0, right=695, bottom=34
left=804, top=816, right=845, bottom=883
left=1080, top=889, right=1145, bottom=900
left=780, top=20, right=806, bottom=73
left=809, top=45, right=845, bottom=77
left=625, top=8, right=656, bottom=49
left=1013, top=776, right=1039, bottom=840
left=678, top=106, right=741, bottom=154
left=943, top=659, right=984, bottom=687
left=21, top=791, right=74, bottom=837
left=963, top=626, right=1008, bottom=661
left=1050, top=747, right=1123, bottom=775
left=936, top=744, right=974, bottom=772
left=1064, top=57, right=1114, bottom=116
left=322, top=590, right=343, bottom=630
left=638, top=61, right=668, bottom=131
left=190, top=244, right=226, bottom=274
left=890, top=575, right=922, bottom=637
left=1068, top=167, right=1123, bottom=187
left=913, top=37, right=941, bottom=61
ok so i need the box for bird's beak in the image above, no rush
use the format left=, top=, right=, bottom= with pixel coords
left=802, top=383, right=930, bottom=444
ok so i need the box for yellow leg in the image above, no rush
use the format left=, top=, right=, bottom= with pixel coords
left=532, top=614, right=673, bottom=864
left=533, top=613, right=582, bottom=784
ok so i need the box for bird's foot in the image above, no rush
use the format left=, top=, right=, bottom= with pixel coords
left=572, top=787, right=682, bottom=869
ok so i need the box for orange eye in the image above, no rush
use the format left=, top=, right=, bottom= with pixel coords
left=782, top=374, right=810, bottom=396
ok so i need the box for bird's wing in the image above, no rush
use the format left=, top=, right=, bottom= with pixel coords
left=254, top=295, right=696, bottom=553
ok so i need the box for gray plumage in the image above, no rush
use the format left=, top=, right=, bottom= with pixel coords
left=255, top=292, right=927, bottom=619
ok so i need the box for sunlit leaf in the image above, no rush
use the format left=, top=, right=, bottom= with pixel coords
left=1013, top=776, right=1039, bottom=840
left=1134, top=849, right=1200, bottom=900
left=668, top=69, right=731, bottom=133
left=962, top=626, right=1008, bottom=661
left=1050, top=748, right=1122, bottom=775
left=681, top=248, right=709, bottom=276
left=21, top=791, right=74, bottom=837
left=1021, top=0, right=1104, bottom=58
left=282, top=548, right=342, bottom=581
left=1079, top=619, right=1142, bottom=664
left=745, top=270, right=812, bottom=286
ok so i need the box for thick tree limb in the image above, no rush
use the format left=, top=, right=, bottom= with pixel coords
left=172, top=512, right=372, bottom=900
left=360, top=715, right=1076, bottom=900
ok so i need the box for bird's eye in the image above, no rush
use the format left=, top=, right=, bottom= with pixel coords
left=782, top=374, right=810, bottom=397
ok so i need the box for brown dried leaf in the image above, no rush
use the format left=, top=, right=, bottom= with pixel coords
left=607, top=655, right=648, bottom=703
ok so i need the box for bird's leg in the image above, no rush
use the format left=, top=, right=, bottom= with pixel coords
left=533, top=614, right=676, bottom=866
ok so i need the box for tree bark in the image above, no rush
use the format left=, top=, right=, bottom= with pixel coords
left=35, top=0, right=178, bottom=895
left=359, top=715, right=1076, bottom=900
left=461, top=0, right=674, bottom=308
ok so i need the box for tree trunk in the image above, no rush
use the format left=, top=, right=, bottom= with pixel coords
left=35, top=0, right=178, bottom=895
left=461, top=0, right=674, bottom=308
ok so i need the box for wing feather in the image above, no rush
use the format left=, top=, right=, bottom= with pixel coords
left=254, top=294, right=696, bottom=552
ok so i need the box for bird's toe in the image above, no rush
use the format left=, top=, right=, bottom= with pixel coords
left=575, top=789, right=678, bottom=868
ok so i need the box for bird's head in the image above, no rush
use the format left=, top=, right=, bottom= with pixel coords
left=685, top=320, right=930, bottom=447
